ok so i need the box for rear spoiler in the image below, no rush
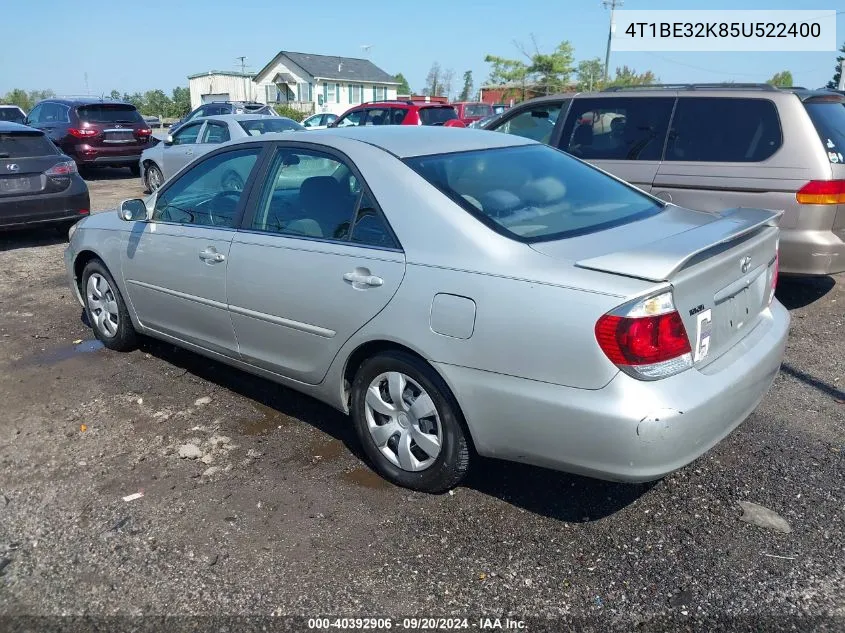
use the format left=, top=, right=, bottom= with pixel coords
left=575, top=207, right=783, bottom=282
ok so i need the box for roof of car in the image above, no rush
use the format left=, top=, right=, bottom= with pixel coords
left=0, top=121, right=42, bottom=133
left=0, top=104, right=24, bottom=109
left=39, top=97, right=136, bottom=107
left=197, top=114, right=301, bottom=124
left=348, top=100, right=455, bottom=109
left=299, top=125, right=535, bottom=158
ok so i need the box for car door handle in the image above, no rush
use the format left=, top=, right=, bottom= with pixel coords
left=343, top=270, right=383, bottom=287
left=198, top=248, right=225, bottom=263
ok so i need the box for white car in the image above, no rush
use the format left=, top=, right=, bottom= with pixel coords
left=301, top=112, right=338, bottom=130
left=0, top=105, right=26, bottom=124
left=139, top=114, right=304, bottom=192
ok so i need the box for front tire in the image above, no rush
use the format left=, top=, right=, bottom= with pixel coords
left=350, top=351, right=470, bottom=493
left=81, top=259, right=138, bottom=351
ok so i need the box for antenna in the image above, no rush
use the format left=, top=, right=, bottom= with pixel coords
left=235, top=56, right=252, bottom=101
left=84, top=72, right=90, bottom=95
left=361, top=45, right=372, bottom=59
left=602, top=0, right=623, bottom=82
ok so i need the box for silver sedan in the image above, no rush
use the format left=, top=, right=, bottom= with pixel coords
left=139, top=114, right=304, bottom=192
left=66, top=127, right=789, bottom=493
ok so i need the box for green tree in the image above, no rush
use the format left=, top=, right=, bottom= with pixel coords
left=142, top=89, right=172, bottom=117
left=171, top=86, right=191, bottom=117
left=826, top=41, right=845, bottom=89
left=393, top=72, right=411, bottom=95
left=27, top=89, right=55, bottom=105
left=766, top=70, right=793, bottom=87
left=2, top=89, right=31, bottom=111
left=606, top=66, right=658, bottom=87
left=529, top=41, right=575, bottom=94
left=458, top=70, right=473, bottom=101
left=109, top=89, right=121, bottom=100
left=576, top=58, right=604, bottom=91
left=122, top=92, right=145, bottom=111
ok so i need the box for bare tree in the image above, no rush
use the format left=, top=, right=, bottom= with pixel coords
left=442, top=68, right=455, bottom=99
left=425, top=62, right=442, bottom=97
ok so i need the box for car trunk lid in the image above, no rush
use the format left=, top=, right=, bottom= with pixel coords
left=530, top=205, right=781, bottom=366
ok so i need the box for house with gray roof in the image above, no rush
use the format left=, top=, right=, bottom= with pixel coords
left=252, top=51, right=400, bottom=116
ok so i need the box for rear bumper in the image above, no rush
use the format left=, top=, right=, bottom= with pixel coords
left=779, top=227, right=845, bottom=275
left=435, top=301, right=789, bottom=482
left=69, top=143, right=148, bottom=167
left=0, top=180, right=90, bottom=229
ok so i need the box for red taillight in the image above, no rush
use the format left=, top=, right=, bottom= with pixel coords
left=79, top=209, right=89, bottom=215
left=136, top=128, right=152, bottom=137
left=595, top=291, right=693, bottom=380
left=796, top=180, right=845, bottom=205
left=45, top=160, right=78, bottom=176
left=68, top=128, right=98, bottom=138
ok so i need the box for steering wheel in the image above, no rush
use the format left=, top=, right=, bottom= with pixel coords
left=201, top=191, right=241, bottom=227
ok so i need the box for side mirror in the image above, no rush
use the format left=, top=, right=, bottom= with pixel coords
left=164, top=134, right=174, bottom=145
left=118, top=198, right=148, bottom=222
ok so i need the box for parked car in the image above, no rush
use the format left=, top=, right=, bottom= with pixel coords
left=140, top=114, right=303, bottom=192
left=0, top=105, right=26, bottom=124
left=143, top=115, right=162, bottom=129
left=302, top=113, right=338, bottom=129
left=65, top=126, right=787, bottom=493
left=170, top=101, right=277, bottom=135
left=24, top=98, right=152, bottom=176
left=468, top=114, right=496, bottom=129
left=330, top=101, right=466, bottom=128
left=452, top=101, right=494, bottom=125
left=482, top=84, right=845, bottom=275
left=0, top=121, right=89, bottom=231
left=492, top=104, right=508, bottom=115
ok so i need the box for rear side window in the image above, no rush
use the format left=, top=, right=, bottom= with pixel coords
left=0, top=131, right=58, bottom=158
left=0, top=108, right=25, bottom=123
left=666, top=98, right=782, bottom=162
left=77, top=104, right=144, bottom=125
left=418, top=107, right=458, bottom=126
left=463, top=104, right=493, bottom=118
left=560, top=97, right=673, bottom=161
left=804, top=101, right=845, bottom=164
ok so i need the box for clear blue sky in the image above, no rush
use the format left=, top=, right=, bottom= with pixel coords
left=1, top=0, right=842, bottom=97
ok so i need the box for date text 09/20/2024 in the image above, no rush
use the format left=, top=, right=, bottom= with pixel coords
left=307, top=617, right=526, bottom=630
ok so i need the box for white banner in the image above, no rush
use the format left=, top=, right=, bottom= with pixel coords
left=611, top=10, right=837, bottom=52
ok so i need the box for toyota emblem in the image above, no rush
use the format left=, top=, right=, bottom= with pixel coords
left=6, top=164, right=19, bottom=172
left=740, top=255, right=752, bottom=274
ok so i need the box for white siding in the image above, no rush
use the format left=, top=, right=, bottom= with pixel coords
left=188, top=74, right=254, bottom=110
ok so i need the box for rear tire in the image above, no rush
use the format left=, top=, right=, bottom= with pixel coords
left=81, top=259, right=138, bottom=352
left=144, top=163, right=164, bottom=193
left=350, top=351, right=470, bottom=493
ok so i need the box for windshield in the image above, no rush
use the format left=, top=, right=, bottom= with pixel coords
left=0, top=108, right=25, bottom=123
left=77, top=104, right=144, bottom=124
left=238, top=118, right=304, bottom=135
left=464, top=104, right=493, bottom=118
left=418, top=107, right=458, bottom=126
left=405, top=144, right=662, bottom=242
left=0, top=131, right=58, bottom=158
left=804, top=101, right=845, bottom=164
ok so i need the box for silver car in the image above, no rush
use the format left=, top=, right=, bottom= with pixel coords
left=65, top=127, right=789, bottom=493
left=139, top=114, right=304, bottom=192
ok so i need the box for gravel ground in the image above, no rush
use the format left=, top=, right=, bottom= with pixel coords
left=0, top=175, right=843, bottom=632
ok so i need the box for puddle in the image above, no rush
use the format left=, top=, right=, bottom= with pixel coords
left=16, top=339, right=104, bottom=367
left=238, top=403, right=296, bottom=436
left=341, top=466, right=392, bottom=490
left=307, top=437, right=345, bottom=462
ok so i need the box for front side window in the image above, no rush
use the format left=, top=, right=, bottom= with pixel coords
left=238, top=118, right=304, bottom=135
left=26, top=104, right=43, bottom=124
left=152, top=148, right=260, bottom=227
left=200, top=122, right=231, bottom=143
left=560, top=97, right=673, bottom=161
left=494, top=102, right=563, bottom=144
left=171, top=122, right=203, bottom=145
left=251, top=149, right=359, bottom=240
left=335, top=110, right=364, bottom=127
left=666, top=97, right=782, bottom=162
left=406, top=144, right=662, bottom=242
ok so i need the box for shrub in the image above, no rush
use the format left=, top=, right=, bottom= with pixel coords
left=273, top=105, right=308, bottom=122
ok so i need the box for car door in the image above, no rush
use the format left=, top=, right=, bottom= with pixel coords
left=163, top=121, right=205, bottom=178
left=555, top=96, right=675, bottom=192
left=121, top=145, right=264, bottom=355
left=227, top=144, right=405, bottom=384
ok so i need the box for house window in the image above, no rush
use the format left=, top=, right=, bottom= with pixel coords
left=326, top=82, right=339, bottom=104
left=349, top=84, right=364, bottom=104
left=372, top=85, right=387, bottom=101
left=297, top=83, right=312, bottom=102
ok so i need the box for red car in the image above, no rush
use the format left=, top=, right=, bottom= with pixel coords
left=451, top=101, right=494, bottom=125
left=329, top=101, right=466, bottom=128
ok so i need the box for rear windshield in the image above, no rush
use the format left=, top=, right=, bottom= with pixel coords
left=0, top=108, right=25, bottom=123
left=77, top=104, right=144, bottom=124
left=464, top=104, right=493, bottom=118
left=0, top=131, right=57, bottom=158
left=405, top=144, right=662, bottom=242
left=804, top=101, right=845, bottom=164
left=419, top=107, right=458, bottom=126
left=238, top=118, right=304, bottom=135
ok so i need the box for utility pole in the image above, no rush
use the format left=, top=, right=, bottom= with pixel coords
left=236, top=56, right=249, bottom=101
left=603, top=0, right=623, bottom=82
